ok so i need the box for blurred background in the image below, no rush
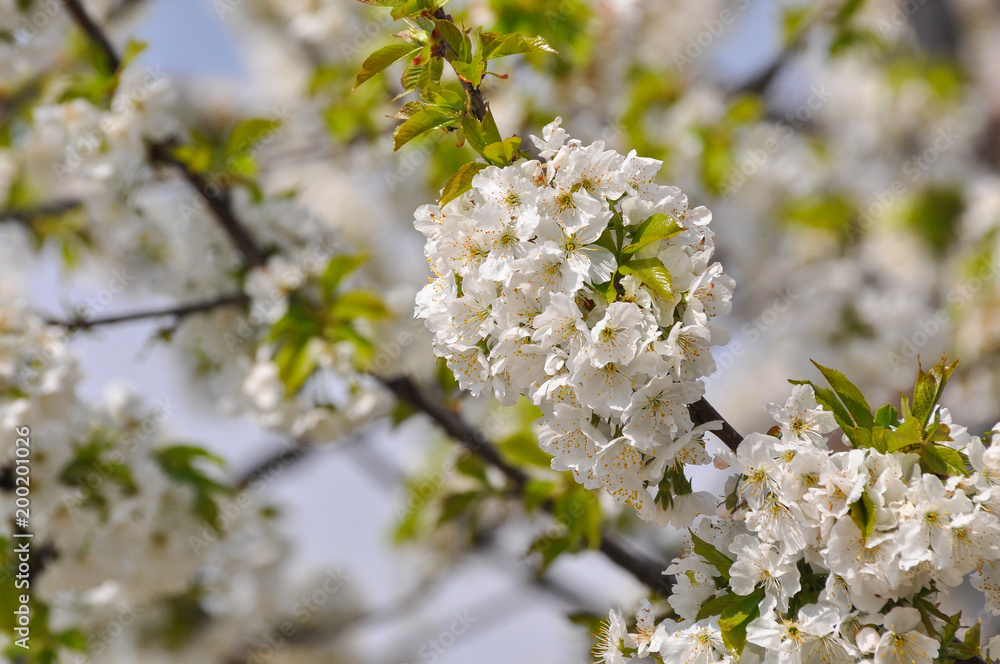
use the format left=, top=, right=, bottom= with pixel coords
left=4, top=0, right=1000, bottom=662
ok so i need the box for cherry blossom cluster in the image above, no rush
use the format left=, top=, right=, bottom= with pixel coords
left=0, top=292, right=286, bottom=655
left=415, top=118, right=733, bottom=523
left=597, top=384, right=1000, bottom=664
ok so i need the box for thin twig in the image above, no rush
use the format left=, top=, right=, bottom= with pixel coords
left=60, top=0, right=269, bottom=268
left=147, top=141, right=269, bottom=267
left=60, top=0, right=121, bottom=72
left=48, top=292, right=248, bottom=331
left=380, top=375, right=672, bottom=594
left=1, top=200, right=82, bottom=225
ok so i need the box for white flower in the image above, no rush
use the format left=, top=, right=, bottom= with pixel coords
left=896, top=473, right=972, bottom=570
left=621, top=376, right=700, bottom=452
left=728, top=534, right=800, bottom=614
left=656, top=620, right=730, bottom=664
left=765, top=384, right=837, bottom=449
left=873, top=607, right=939, bottom=664
left=589, top=302, right=649, bottom=366
left=594, top=610, right=631, bottom=664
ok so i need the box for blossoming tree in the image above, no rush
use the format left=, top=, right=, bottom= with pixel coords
left=3, top=0, right=1000, bottom=662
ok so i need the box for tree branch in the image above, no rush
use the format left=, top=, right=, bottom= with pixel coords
left=60, top=0, right=121, bottom=72
left=47, top=292, right=248, bottom=331
left=1, top=200, right=81, bottom=225
left=688, top=397, right=744, bottom=452
left=432, top=8, right=488, bottom=121
left=147, top=141, right=269, bottom=267
left=60, top=0, right=269, bottom=268
left=380, top=375, right=672, bottom=594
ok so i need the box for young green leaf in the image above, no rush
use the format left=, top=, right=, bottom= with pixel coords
left=619, top=258, right=673, bottom=301
left=393, top=107, right=458, bottom=150
left=912, top=357, right=959, bottom=430
left=719, top=590, right=763, bottom=656
left=439, top=161, right=488, bottom=205
left=811, top=360, right=874, bottom=429
left=354, top=42, right=420, bottom=89
left=432, top=18, right=468, bottom=60
left=873, top=404, right=899, bottom=429
left=321, top=254, right=366, bottom=298
left=690, top=530, right=733, bottom=579
left=922, top=443, right=968, bottom=477
left=885, top=416, right=923, bottom=453
left=621, top=212, right=682, bottom=258
left=478, top=32, right=556, bottom=60
left=849, top=490, right=877, bottom=541
left=480, top=108, right=503, bottom=145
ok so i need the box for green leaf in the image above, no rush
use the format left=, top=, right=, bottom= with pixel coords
left=274, top=340, right=318, bottom=394
left=886, top=416, right=923, bottom=452
left=912, top=357, right=959, bottom=430
left=54, top=628, right=89, bottom=652
left=811, top=360, right=874, bottom=430
left=388, top=0, right=445, bottom=20
left=121, top=39, right=148, bottom=68
left=432, top=18, right=468, bottom=60
left=523, top=479, right=556, bottom=512
left=498, top=430, right=552, bottom=468
left=225, top=117, right=283, bottom=161
left=530, top=533, right=573, bottom=570
left=331, top=290, right=390, bottom=320
left=849, top=490, right=877, bottom=541
left=619, top=257, right=672, bottom=300
left=451, top=54, right=485, bottom=87
left=358, top=0, right=407, bottom=6
left=719, top=590, right=763, bottom=656
left=899, top=396, right=914, bottom=424
left=591, top=279, right=617, bottom=304
left=621, top=212, right=682, bottom=258
left=156, top=445, right=225, bottom=471
left=393, top=107, right=458, bottom=151
left=400, top=47, right=441, bottom=93
left=461, top=113, right=488, bottom=156
left=482, top=136, right=521, bottom=165
left=689, top=531, right=733, bottom=579
left=964, top=620, right=982, bottom=652
left=874, top=404, right=899, bottom=429
left=696, top=593, right=744, bottom=621
left=556, top=485, right=602, bottom=549
left=321, top=254, right=366, bottom=298
left=480, top=108, right=503, bottom=144
left=437, top=490, right=481, bottom=525
left=922, top=443, right=968, bottom=476
left=781, top=194, right=856, bottom=234
left=354, top=42, right=420, bottom=89
left=156, top=445, right=228, bottom=529
left=478, top=31, right=556, bottom=60
left=440, top=161, right=488, bottom=205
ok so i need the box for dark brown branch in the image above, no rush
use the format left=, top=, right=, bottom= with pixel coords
left=380, top=375, right=672, bottom=594
left=432, top=8, right=488, bottom=121
left=1, top=200, right=82, bottom=225
left=60, top=0, right=268, bottom=268
left=60, top=0, right=122, bottom=72
left=688, top=397, right=744, bottom=452
left=234, top=438, right=312, bottom=490
left=48, top=292, right=248, bottom=331
left=148, top=141, right=268, bottom=267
